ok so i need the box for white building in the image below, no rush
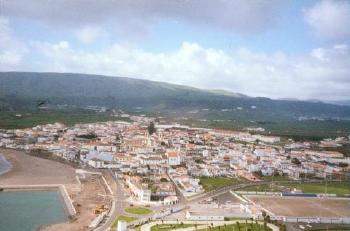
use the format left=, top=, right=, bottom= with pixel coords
left=167, top=150, right=181, bottom=166
left=117, top=221, right=127, bottom=231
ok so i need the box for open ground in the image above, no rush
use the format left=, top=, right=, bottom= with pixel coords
left=247, top=196, right=350, bottom=217
left=0, top=149, right=113, bottom=231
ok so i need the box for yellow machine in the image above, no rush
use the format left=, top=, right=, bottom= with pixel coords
left=93, top=205, right=107, bottom=214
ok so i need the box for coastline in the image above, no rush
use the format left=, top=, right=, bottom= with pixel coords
left=0, top=184, right=77, bottom=217
left=0, top=149, right=77, bottom=218
left=0, top=148, right=112, bottom=231
left=0, top=153, right=12, bottom=176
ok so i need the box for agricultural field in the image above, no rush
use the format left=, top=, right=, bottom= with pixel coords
left=0, top=109, right=130, bottom=129
left=199, top=176, right=243, bottom=192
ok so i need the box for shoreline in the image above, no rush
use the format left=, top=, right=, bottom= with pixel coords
left=0, top=184, right=77, bottom=217
left=0, top=148, right=108, bottom=231
left=0, top=154, right=12, bottom=176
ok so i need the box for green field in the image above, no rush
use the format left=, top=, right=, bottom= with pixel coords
left=151, top=224, right=195, bottom=231
left=260, top=175, right=291, bottom=182
left=199, top=177, right=243, bottom=192
left=2, top=106, right=350, bottom=142
left=285, top=182, right=350, bottom=195
left=125, top=207, right=153, bottom=215
left=111, top=215, right=137, bottom=228
left=197, top=223, right=271, bottom=231
left=242, top=181, right=350, bottom=195
left=0, top=109, right=130, bottom=129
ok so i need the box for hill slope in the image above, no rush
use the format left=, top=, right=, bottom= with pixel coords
left=0, top=71, right=350, bottom=121
left=1, top=72, right=350, bottom=138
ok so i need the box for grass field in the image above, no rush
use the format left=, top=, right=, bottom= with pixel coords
left=111, top=215, right=137, bottom=228
left=285, top=182, right=350, bottom=195
left=199, top=176, right=243, bottom=192
left=125, top=207, right=153, bottom=215
left=242, top=182, right=350, bottom=195
left=0, top=109, right=130, bottom=129
left=150, top=224, right=195, bottom=231
left=260, top=175, right=291, bottom=181
left=197, top=223, right=271, bottom=231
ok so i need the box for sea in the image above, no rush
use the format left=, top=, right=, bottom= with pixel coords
left=0, top=191, right=68, bottom=231
left=0, top=154, right=11, bottom=175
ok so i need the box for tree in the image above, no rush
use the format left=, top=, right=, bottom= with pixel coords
left=291, top=157, right=301, bottom=165
left=262, top=210, right=267, bottom=221
left=147, top=122, right=156, bottom=135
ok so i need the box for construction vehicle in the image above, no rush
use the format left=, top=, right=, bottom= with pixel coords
left=93, top=205, right=108, bottom=214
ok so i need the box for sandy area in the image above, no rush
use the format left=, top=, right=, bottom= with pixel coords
left=248, top=195, right=350, bottom=217
left=44, top=174, right=112, bottom=231
left=0, top=149, right=76, bottom=186
left=0, top=149, right=114, bottom=231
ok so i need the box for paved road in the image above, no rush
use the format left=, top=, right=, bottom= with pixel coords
left=95, top=171, right=126, bottom=231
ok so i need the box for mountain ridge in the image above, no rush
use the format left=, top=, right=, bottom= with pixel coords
left=0, top=72, right=349, bottom=121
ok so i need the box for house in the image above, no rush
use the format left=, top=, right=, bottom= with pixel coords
left=88, top=158, right=104, bottom=168
left=125, top=175, right=151, bottom=202
left=167, top=150, right=181, bottom=166
left=163, top=196, right=178, bottom=205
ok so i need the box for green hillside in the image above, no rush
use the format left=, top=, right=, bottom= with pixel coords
left=1, top=72, right=350, bottom=138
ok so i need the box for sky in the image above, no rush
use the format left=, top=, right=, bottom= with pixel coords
left=0, top=0, right=350, bottom=101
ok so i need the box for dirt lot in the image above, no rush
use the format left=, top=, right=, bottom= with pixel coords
left=0, top=148, right=77, bottom=185
left=44, top=174, right=111, bottom=231
left=247, top=195, right=350, bottom=217
left=0, top=149, right=114, bottom=231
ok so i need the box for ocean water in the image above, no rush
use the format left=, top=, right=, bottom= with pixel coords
left=0, top=191, right=68, bottom=231
left=0, top=155, right=11, bottom=175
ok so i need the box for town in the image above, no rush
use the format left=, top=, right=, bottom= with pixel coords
left=0, top=112, right=350, bottom=231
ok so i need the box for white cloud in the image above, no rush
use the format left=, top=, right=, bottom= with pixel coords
left=75, top=26, right=107, bottom=44
left=31, top=40, right=350, bottom=101
left=304, top=0, right=350, bottom=40
left=3, top=0, right=283, bottom=34
left=0, top=17, right=27, bottom=69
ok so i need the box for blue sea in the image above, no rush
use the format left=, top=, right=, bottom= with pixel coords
left=0, top=191, right=68, bottom=231
left=0, top=155, right=11, bottom=175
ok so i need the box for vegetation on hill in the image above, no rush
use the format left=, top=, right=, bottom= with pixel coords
left=0, top=109, right=129, bottom=129
left=1, top=72, right=350, bottom=138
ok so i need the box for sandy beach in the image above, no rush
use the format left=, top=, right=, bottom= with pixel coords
left=0, top=149, right=77, bottom=186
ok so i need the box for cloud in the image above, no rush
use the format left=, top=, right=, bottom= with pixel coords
left=31, top=40, right=350, bottom=101
left=0, top=17, right=27, bottom=69
left=2, top=0, right=283, bottom=34
left=304, top=0, right=350, bottom=40
left=75, top=26, right=107, bottom=44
